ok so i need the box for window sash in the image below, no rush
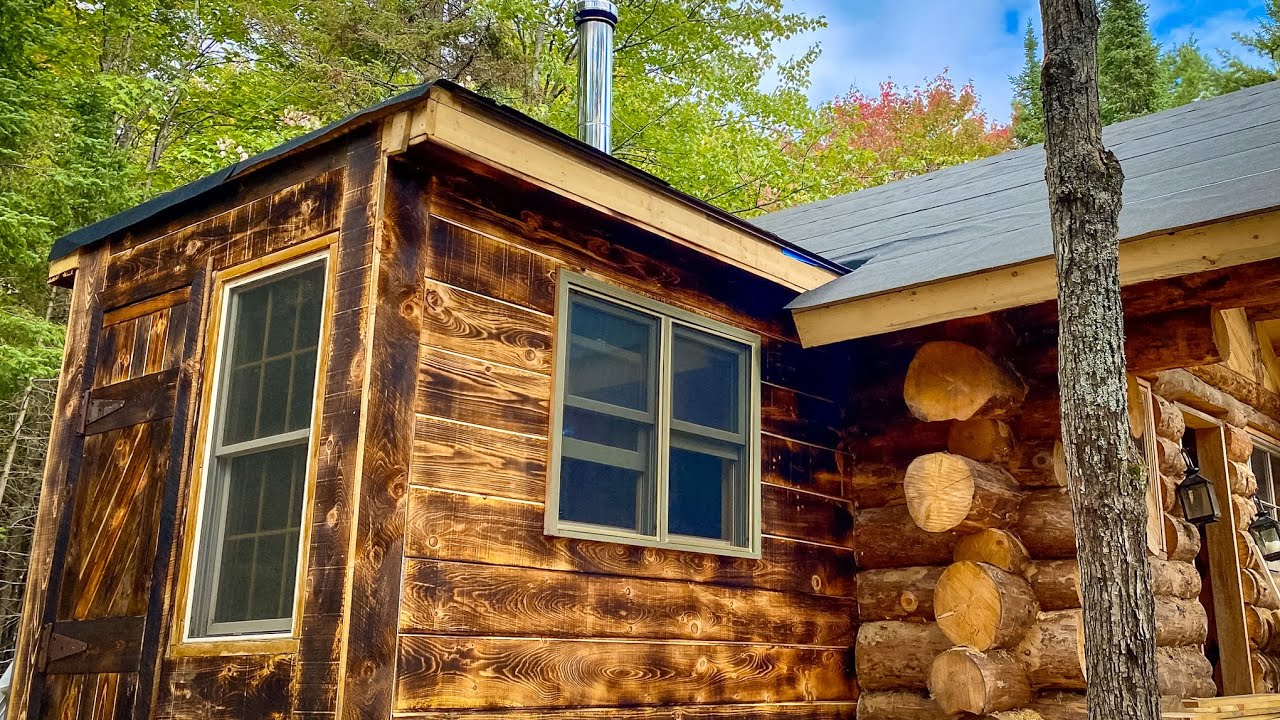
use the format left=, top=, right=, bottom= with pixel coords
left=548, top=271, right=761, bottom=558
left=187, top=256, right=326, bottom=640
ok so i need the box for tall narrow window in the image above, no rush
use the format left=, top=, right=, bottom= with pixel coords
left=188, top=257, right=326, bottom=638
left=548, top=271, right=760, bottom=557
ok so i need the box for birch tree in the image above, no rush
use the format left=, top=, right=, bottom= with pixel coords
left=1038, top=1, right=1161, bottom=718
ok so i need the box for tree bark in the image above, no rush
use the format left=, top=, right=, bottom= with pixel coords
left=1039, top=1, right=1160, bottom=718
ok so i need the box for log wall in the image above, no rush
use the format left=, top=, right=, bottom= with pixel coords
left=841, top=309, right=1259, bottom=719
left=393, top=148, right=858, bottom=717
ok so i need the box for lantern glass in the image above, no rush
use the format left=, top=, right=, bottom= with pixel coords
left=1176, top=474, right=1220, bottom=525
left=1250, top=514, right=1280, bottom=562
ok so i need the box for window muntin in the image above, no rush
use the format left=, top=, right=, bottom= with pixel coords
left=548, top=272, right=760, bottom=557
left=188, top=258, right=326, bottom=639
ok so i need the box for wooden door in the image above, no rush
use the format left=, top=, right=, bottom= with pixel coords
left=27, top=289, right=194, bottom=719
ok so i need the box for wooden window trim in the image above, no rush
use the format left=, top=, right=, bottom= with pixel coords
left=545, top=269, right=763, bottom=559
left=171, top=234, right=338, bottom=652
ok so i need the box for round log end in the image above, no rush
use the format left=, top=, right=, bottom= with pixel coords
left=935, top=560, right=1039, bottom=650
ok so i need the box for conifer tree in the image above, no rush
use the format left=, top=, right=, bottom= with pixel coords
left=1163, top=37, right=1217, bottom=107
left=1010, top=20, right=1045, bottom=145
left=1097, top=0, right=1165, bottom=123
left=1217, top=0, right=1279, bottom=92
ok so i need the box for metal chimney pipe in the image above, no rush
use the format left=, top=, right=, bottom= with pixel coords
left=574, top=0, right=617, bottom=153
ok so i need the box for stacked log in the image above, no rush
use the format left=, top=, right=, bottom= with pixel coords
left=855, top=621, right=953, bottom=691
left=1147, top=387, right=1217, bottom=704
left=853, top=340, right=1224, bottom=717
left=902, top=342, right=1077, bottom=718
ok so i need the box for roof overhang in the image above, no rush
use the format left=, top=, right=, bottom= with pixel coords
left=49, top=81, right=843, bottom=294
left=789, top=207, right=1280, bottom=347
left=394, top=85, right=840, bottom=292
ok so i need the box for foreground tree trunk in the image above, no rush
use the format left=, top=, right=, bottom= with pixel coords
left=1038, top=2, right=1160, bottom=719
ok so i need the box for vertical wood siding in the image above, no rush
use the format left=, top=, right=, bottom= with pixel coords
left=394, top=154, right=858, bottom=718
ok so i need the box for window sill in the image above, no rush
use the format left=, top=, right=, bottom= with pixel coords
left=169, top=635, right=298, bottom=658
left=547, top=523, right=762, bottom=560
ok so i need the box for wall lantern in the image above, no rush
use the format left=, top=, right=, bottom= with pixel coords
left=1248, top=499, right=1280, bottom=562
left=1176, top=449, right=1220, bottom=526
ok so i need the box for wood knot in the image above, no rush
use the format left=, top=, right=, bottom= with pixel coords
left=811, top=575, right=823, bottom=592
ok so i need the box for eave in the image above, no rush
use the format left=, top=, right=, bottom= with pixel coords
left=790, top=208, right=1280, bottom=347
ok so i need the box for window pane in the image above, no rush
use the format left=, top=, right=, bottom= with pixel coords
left=559, top=456, right=655, bottom=535
left=668, top=434, right=745, bottom=544
left=563, top=406, right=649, bottom=452
left=232, top=285, right=268, bottom=366
left=220, top=264, right=326, bottom=446
left=1254, top=449, right=1274, bottom=506
left=210, top=439, right=307, bottom=627
left=266, top=278, right=300, bottom=357
left=672, top=328, right=745, bottom=433
left=566, top=295, right=656, bottom=412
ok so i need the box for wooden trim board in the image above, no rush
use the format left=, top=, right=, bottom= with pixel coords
left=407, top=89, right=838, bottom=293
left=1192, top=423, right=1254, bottom=695
left=793, top=209, right=1280, bottom=346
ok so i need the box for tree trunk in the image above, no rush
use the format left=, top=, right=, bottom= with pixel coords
left=1039, top=1, right=1160, bottom=718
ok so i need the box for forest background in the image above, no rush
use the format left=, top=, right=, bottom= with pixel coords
left=1, top=0, right=1277, bottom=662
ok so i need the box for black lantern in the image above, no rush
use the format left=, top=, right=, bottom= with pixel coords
left=1248, top=499, right=1280, bottom=562
left=1176, top=449, right=1220, bottom=525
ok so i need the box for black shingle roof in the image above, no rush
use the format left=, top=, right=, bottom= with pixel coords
left=754, top=80, right=1280, bottom=311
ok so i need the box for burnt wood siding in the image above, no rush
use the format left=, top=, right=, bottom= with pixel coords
left=396, top=154, right=858, bottom=717
left=11, top=133, right=377, bottom=720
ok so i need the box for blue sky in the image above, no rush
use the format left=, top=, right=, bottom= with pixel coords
left=775, top=0, right=1270, bottom=121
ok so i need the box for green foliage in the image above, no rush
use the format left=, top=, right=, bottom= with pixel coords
left=1163, top=37, right=1218, bottom=107
left=1011, top=20, right=1044, bottom=146
left=1098, top=0, right=1166, bottom=123
left=1216, top=0, right=1280, bottom=92
left=0, top=309, right=62, bottom=399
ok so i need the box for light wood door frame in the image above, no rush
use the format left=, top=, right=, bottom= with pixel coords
left=1184, top=409, right=1254, bottom=695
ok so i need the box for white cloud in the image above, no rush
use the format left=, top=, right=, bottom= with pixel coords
left=771, top=0, right=1268, bottom=123
left=773, top=0, right=1039, bottom=121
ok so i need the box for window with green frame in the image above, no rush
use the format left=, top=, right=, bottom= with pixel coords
left=546, top=271, right=761, bottom=558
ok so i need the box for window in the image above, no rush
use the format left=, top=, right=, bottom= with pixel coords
left=547, top=272, right=761, bottom=557
left=1252, top=439, right=1280, bottom=521
left=187, top=256, right=327, bottom=639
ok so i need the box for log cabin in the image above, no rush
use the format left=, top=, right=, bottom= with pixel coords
left=8, top=1, right=1280, bottom=715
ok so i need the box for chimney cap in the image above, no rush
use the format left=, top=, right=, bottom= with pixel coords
left=574, top=0, right=618, bottom=26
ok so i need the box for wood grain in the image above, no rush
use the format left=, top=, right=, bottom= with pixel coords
left=155, top=655, right=293, bottom=719
left=394, top=636, right=854, bottom=711
left=404, top=487, right=854, bottom=597
left=389, top=704, right=858, bottom=719
left=761, top=485, right=853, bottom=547
left=760, top=434, right=851, bottom=500
left=83, top=367, right=178, bottom=436
left=425, top=218, right=559, bottom=315
left=428, top=158, right=799, bottom=340
left=57, top=420, right=170, bottom=620
left=41, top=672, right=135, bottom=720
left=8, top=246, right=106, bottom=719
left=291, top=134, right=372, bottom=717
left=399, top=559, right=854, bottom=645
left=412, top=414, right=547, bottom=501
left=421, top=277, right=553, bottom=374
left=417, top=345, right=551, bottom=437
left=337, top=154, right=424, bottom=719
